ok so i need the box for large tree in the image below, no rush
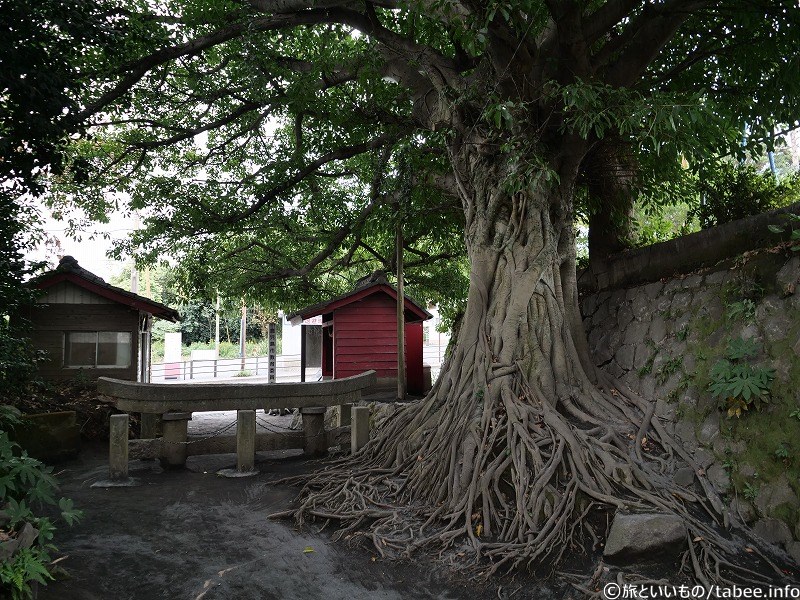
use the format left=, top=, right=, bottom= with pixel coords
left=54, top=0, right=799, bottom=585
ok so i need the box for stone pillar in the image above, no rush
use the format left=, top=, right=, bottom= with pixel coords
left=301, top=407, right=326, bottom=456
left=237, top=410, right=256, bottom=472
left=140, top=413, right=159, bottom=439
left=160, top=412, right=191, bottom=468
left=351, top=406, right=370, bottom=454
left=109, top=414, right=129, bottom=481
left=339, top=404, right=351, bottom=427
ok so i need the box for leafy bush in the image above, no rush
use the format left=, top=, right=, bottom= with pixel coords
left=0, top=194, right=42, bottom=406
left=184, top=340, right=269, bottom=359
left=0, top=406, right=82, bottom=599
left=708, top=338, right=774, bottom=418
left=691, top=164, right=800, bottom=229
left=151, top=340, right=278, bottom=364
left=767, top=211, right=800, bottom=251
left=633, top=200, right=699, bottom=247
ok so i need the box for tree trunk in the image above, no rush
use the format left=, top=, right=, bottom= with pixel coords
left=286, top=139, right=770, bottom=583
left=583, top=139, right=638, bottom=282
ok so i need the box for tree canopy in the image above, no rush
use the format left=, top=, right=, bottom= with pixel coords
left=52, top=0, right=800, bottom=312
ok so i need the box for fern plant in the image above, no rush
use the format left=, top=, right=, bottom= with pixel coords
left=708, top=338, right=774, bottom=418
left=725, top=299, right=756, bottom=322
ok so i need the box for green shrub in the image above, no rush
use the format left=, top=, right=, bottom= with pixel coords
left=633, top=201, right=699, bottom=246
left=767, top=211, right=800, bottom=251
left=0, top=406, right=82, bottom=599
left=692, top=164, right=800, bottom=229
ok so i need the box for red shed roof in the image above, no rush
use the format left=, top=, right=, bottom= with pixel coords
left=33, top=256, right=180, bottom=322
left=287, top=273, right=431, bottom=324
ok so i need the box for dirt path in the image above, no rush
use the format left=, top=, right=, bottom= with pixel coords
left=41, top=443, right=560, bottom=600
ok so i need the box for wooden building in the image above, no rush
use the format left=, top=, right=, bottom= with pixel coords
left=287, top=274, right=432, bottom=395
left=29, top=256, right=179, bottom=382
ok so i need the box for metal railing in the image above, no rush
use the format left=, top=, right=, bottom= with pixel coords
left=149, top=345, right=449, bottom=383
left=149, top=353, right=320, bottom=383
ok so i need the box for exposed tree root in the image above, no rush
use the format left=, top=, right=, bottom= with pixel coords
left=273, top=355, right=792, bottom=589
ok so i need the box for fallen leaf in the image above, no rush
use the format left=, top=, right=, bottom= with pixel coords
left=303, top=546, right=315, bottom=554
left=476, top=524, right=483, bottom=537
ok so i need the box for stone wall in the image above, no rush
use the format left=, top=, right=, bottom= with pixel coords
left=579, top=201, right=800, bottom=293
left=581, top=249, right=800, bottom=560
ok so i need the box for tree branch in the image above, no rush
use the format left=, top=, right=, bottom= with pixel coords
left=131, top=101, right=261, bottom=149
left=222, top=133, right=397, bottom=224
left=582, top=0, right=641, bottom=46
left=601, top=0, right=711, bottom=87
left=252, top=189, right=385, bottom=282
left=73, top=10, right=355, bottom=124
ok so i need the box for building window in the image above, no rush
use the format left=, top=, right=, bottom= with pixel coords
left=64, top=332, right=132, bottom=368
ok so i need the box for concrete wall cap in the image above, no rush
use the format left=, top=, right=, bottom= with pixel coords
left=97, top=370, right=377, bottom=413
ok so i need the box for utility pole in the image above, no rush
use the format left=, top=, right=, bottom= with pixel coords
left=130, top=262, right=138, bottom=294
left=215, top=293, right=221, bottom=356
left=130, top=212, right=141, bottom=294
left=396, top=199, right=406, bottom=401
left=240, top=299, right=247, bottom=371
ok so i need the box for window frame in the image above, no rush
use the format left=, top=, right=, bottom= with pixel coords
left=63, top=331, right=133, bottom=369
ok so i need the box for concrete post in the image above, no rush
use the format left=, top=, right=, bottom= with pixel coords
left=301, top=407, right=326, bottom=456
left=160, top=412, right=191, bottom=467
left=140, top=413, right=159, bottom=439
left=300, top=325, right=307, bottom=382
left=351, top=406, right=370, bottom=454
left=339, top=404, right=351, bottom=427
left=237, top=410, right=256, bottom=472
left=109, top=414, right=129, bottom=481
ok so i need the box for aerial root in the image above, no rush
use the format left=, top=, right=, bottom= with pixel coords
left=270, top=366, right=790, bottom=589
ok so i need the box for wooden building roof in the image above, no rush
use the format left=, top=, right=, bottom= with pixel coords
left=33, top=256, right=180, bottom=322
left=287, top=273, right=431, bottom=325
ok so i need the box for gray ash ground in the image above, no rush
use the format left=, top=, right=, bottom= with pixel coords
left=40, top=430, right=566, bottom=599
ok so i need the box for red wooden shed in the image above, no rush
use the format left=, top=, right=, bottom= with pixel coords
left=287, top=274, right=432, bottom=395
